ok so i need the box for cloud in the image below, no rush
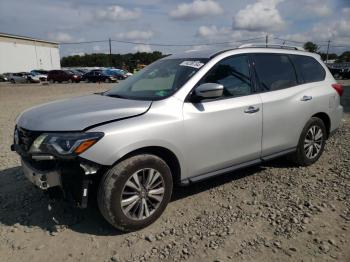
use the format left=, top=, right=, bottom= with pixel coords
left=280, top=33, right=308, bottom=43
left=305, top=0, right=331, bottom=17
left=312, top=19, right=350, bottom=40
left=116, top=30, right=154, bottom=41
left=133, top=44, right=152, bottom=53
left=341, top=7, right=350, bottom=16
left=69, top=51, right=85, bottom=56
left=197, top=25, right=231, bottom=38
left=310, top=4, right=331, bottom=16
left=93, top=45, right=101, bottom=52
left=169, top=0, right=223, bottom=20
left=47, top=32, right=73, bottom=42
left=278, top=15, right=350, bottom=50
left=233, top=0, right=285, bottom=32
left=94, top=5, right=140, bottom=22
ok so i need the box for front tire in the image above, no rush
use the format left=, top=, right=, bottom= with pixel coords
left=98, top=154, right=173, bottom=232
left=288, top=117, right=326, bottom=166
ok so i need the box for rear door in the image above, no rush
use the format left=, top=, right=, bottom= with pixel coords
left=183, top=54, right=262, bottom=177
left=252, top=53, right=313, bottom=157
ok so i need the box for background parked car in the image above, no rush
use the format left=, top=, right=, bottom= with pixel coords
left=22, top=72, right=40, bottom=83
left=104, top=69, right=129, bottom=80
left=0, top=74, right=8, bottom=82
left=337, top=67, right=350, bottom=79
left=47, top=70, right=81, bottom=83
left=7, top=73, right=26, bottom=83
left=75, top=68, right=89, bottom=75
left=67, top=69, right=84, bottom=77
left=7, top=73, right=36, bottom=83
left=31, top=69, right=48, bottom=76
left=82, top=70, right=117, bottom=83
left=30, top=70, right=48, bottom=81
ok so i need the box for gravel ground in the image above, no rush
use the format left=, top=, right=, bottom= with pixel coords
left=0, top=82, right=349, bottom=262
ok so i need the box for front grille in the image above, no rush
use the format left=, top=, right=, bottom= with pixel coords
left=17, top=127, right=41, bottom=152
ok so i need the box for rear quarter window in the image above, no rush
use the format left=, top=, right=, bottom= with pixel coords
left=290, top=55, right=325, bottom=83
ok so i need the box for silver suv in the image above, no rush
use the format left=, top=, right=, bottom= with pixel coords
left=12, top=46, right=344, bottom=231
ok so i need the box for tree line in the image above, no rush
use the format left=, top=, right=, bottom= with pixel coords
left=61, top=43, right=350, bottom=69
left=61, top=51, right=166, bottom=70
left=303, top=42, right=350, bottom=63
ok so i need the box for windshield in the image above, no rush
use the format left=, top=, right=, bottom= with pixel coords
left=104, top=58, right=208, bottom=100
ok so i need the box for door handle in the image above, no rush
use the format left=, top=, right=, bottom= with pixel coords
left=244, top=106, right=260, bottom=114
left=301, top=95, right=312, bottom=101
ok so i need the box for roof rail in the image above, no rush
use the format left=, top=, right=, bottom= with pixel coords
left=238, top=43, right=305, bottom=51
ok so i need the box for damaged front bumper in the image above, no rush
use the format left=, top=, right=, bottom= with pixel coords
left=21, top=158, right=62, bottom=190
left=16, top=153, right=103, bottom=208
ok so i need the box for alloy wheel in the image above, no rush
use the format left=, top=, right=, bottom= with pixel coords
left=304, top=125, right=323, bottom=159
left=121, top=168, right=165, bottom=220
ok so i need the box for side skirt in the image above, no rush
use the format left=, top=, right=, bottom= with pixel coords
left=180, top=147, right=296, bottom=185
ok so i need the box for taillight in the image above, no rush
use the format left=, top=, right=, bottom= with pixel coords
left=332, top=83, right=344, bottom=96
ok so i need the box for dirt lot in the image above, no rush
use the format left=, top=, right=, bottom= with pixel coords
left=0, top=82, right=349, bottom=262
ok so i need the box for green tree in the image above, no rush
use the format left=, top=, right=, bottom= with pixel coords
left=303, top=42, right=319, bottom=53
left=319, top=52, right=338, bottom=61
left=61, top=51, right=165, bottom=71
left=335, top=51, right=350, bottom=63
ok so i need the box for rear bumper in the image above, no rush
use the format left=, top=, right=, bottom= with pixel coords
left=21, top=159, right=62, bottom=190
left=330, top=104, right=343, bottom=134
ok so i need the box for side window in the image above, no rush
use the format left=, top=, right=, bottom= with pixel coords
left=290, top=55, right=325, bottom=83
left=253, top=54, right=298, bottom=91
left=200, top=55, right=252, bottom=98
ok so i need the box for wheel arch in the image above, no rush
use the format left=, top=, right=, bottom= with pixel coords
left=113, top=146, right=182, bottom=185
left=312, top=112, right=331, bottom=138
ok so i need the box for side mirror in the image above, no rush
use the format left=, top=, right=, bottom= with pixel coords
left=194, top=83, right=224, bottom=99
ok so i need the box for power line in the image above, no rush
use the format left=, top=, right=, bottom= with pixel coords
left=274, top=37, right=350, bottom=48
left=60, top=40, right=108, bottom=45
left=60, top=36, right=266, bottom=47
left=273, top=37, right=305, bottom=44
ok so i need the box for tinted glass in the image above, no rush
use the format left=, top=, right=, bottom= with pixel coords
left=290, top=55, right=325, bottom=83
left=253, top=54, right=298, bottom=91
left=201, top=55, right=252, bottom=98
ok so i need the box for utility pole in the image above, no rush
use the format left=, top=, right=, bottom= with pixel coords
left=108, top=38, right=112, bottom=67
left=326, top=40, right=331, bottom=62
left=265, top=34, right=268, bottom=47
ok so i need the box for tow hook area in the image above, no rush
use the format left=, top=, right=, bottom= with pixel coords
left=22, top=159, right=61, bottom=190
left=79, top=162, right=99, bottom=208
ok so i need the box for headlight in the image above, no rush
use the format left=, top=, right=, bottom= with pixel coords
left=29, top=132, right=104, bottom=156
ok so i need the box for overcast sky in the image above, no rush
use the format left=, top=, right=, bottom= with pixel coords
left=0, top=0, right=349, bottom=57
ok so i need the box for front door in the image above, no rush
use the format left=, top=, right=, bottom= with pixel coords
left=183, top=54, right=262, bottom=177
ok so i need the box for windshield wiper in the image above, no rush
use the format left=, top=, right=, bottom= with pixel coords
left=105, top=94, right=127, bottom=99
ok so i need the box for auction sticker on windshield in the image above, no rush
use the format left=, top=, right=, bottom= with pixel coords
left=180, top=61, right=204, bottom=69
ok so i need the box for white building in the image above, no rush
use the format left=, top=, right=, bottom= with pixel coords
left=0, top=33, right=61, bottom=73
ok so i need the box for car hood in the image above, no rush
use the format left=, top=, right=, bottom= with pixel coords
left=16, top=94, right=151, bottom=131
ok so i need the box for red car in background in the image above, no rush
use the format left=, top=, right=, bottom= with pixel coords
left=47, top=70, right=81, bottom=83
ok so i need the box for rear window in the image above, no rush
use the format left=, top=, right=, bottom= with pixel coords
left=290, top=55, right=325, bottom=83
left=253, top=54, right=298, bottom=92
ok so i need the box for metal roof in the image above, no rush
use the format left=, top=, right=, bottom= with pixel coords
left=0, top=32, right=58, bottom=45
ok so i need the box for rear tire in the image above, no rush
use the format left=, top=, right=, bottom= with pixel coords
left=288, top=117, right=326, bottom=166
left=98, top=154, right=173, bottom=232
